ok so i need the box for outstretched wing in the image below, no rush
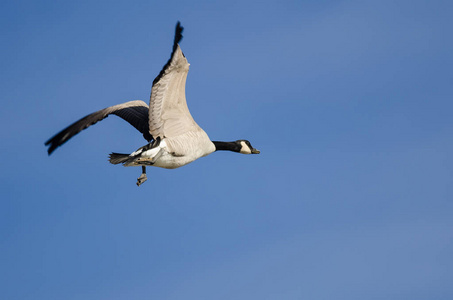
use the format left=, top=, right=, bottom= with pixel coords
left=148, top=22, right=202, bottom=139
left=45, top=100, right=152, bottom=155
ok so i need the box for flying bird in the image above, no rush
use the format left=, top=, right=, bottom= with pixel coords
left=45, top=22, right=259, bottom=186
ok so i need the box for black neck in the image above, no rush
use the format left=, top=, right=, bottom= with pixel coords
left=213, top=141, right=241, bottom=152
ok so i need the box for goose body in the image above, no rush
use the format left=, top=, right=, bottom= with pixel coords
left=45, top=22, right=259, bottom=186
left=117, top=131, right=216, bottom=169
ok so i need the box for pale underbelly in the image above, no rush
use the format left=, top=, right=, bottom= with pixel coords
left=127, top=150, right=203, bottom=169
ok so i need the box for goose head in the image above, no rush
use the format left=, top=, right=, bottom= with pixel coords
left=212, top=140, right=260, bottom=154
left=237, top=140, right=260, bottom=154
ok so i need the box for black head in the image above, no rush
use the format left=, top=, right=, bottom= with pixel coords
left=235, top=140, right=260, bottom=154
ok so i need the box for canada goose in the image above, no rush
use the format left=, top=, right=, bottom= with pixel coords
left=45, top=22, right=259, bottom=186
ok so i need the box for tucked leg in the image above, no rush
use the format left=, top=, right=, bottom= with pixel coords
left=136, top=166, right=147, bottom=187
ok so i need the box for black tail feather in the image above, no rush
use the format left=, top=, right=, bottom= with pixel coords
left=108, top=153, right=130, bottom=165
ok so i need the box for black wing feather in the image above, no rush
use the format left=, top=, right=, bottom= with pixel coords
left=152, top=21, right=184, bottom=86
left=45, top=22, right=184, bottom=155
left=45, top=101, right=152, bottom=155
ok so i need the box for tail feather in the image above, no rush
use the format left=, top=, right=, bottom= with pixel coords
left=108, top=153, right=130, bottom=165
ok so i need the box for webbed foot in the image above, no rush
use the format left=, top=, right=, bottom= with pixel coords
left=136, top=166, right=147, bottom=187
left=137, top=173, right=147, bottom=186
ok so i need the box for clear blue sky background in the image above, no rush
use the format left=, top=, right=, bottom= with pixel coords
left=1, top=0, right=452, bottom=299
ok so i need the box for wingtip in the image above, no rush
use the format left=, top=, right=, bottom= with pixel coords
left=152, top=21, right=186, bottom=86
left=44, top=137, right=56, bottom=155
left=47, top=145, right=55, bottom=156
left=174, top=21, right=184, bottom=48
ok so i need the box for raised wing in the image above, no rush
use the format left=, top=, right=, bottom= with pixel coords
left=148, top=22, right=202, bottom=139
left=45, top=100, right=152, bottom=155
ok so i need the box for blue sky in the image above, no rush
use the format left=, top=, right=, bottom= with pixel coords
left=1, top=0, right=452, bottom=299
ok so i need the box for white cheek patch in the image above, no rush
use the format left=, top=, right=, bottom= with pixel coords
left=239, top=141, right=252, bottom=154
